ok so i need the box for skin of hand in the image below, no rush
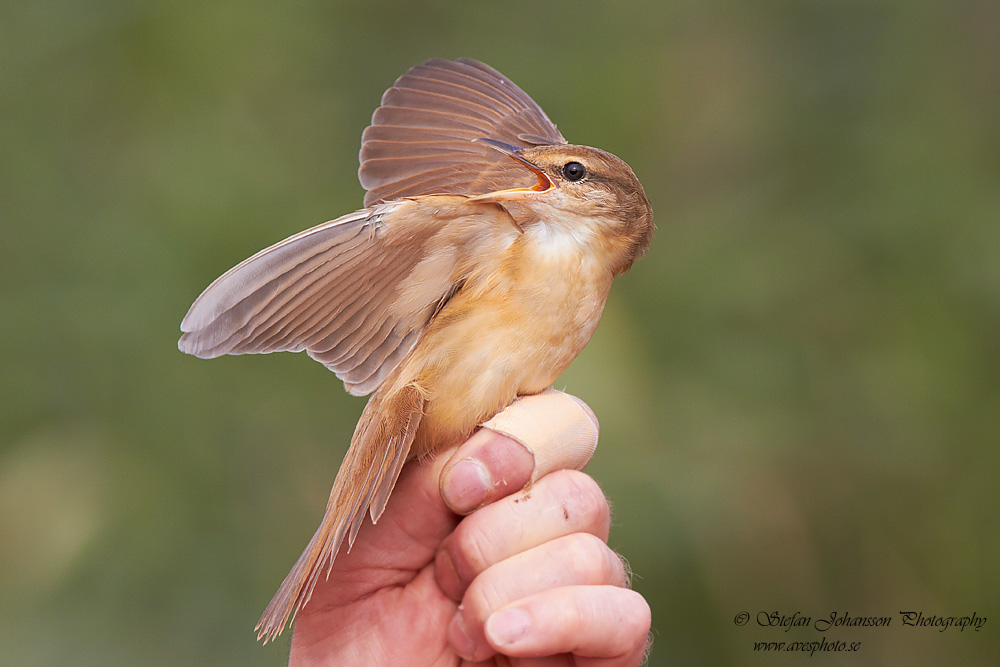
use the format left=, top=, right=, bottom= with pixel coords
left=285, top=389, right=651, bottom=666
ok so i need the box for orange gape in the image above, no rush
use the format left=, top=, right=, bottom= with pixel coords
left=177, top=58, right=654, bottom=642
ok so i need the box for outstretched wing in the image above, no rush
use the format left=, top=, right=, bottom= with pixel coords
left=180, top=59, right=553, bottom=395
left=359, top=58, right=567, bottom=206
left=179, top=201, right=460, bottom=396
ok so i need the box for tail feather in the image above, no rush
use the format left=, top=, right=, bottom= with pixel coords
left=369, top=432, right=413, bottom=522
left=255, top=383, right=424, bottom=643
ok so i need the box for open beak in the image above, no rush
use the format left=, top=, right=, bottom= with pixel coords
left=468, top=138, right=554, bottom=202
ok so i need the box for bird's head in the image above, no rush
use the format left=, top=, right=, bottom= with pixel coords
left=470, top=139, right=654, bottom=274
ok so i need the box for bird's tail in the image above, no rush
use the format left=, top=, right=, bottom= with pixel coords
left=254, top=383, right=425, bottom=643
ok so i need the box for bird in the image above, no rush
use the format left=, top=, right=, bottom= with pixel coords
left=177, top=57, right=654, bottom=643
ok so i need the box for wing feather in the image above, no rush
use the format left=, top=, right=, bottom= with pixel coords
left=359, top=58, right=566, bottom=206
left=178, top=200, right=461, bottom=396
left=219, top=235, right=374, bottom=354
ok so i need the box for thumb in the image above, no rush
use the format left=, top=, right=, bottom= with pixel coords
left=438, top=389, right=600, bottom=515
left=481, top=388, right=600, bottom=482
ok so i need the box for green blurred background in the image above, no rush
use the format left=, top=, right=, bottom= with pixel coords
left=2, top=1, right=997, bottom=665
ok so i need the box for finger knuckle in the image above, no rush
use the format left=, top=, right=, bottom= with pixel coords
left=453, top=525, right=493, bottom=576
left=559, top=533, right=620, bottom=583
left=621, top=589, right=653, bottom=636
left=549, top=470, right=610, bottom=534
left=448, top=521, right=496, bottom=580
left=463, top=576, right=502, bottom=621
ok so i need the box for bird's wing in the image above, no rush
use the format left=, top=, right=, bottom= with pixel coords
left=359, top=58, right=567, bottom=206
left=178, top=199, right=496, bottom=396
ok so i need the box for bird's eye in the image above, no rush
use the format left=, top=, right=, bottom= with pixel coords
left=561, top=161, right=587, bottom=182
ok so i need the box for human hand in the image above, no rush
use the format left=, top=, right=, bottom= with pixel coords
left=287, top=389, right=651, bottom=666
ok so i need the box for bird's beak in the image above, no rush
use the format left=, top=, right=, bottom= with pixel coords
left=468, top=138, right=554, bottom=202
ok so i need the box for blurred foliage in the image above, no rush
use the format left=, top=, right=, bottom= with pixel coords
left=1, top=0, right=997, bottom=665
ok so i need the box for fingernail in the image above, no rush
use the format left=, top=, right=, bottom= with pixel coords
left=486, top=608, right=531, bottom=646
left=448, top=609, right=476, bottom=659
left=441, top=458, right=490, bottom=513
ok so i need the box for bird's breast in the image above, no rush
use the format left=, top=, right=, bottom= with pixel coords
left=402, top=218, right=615, bottom=455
